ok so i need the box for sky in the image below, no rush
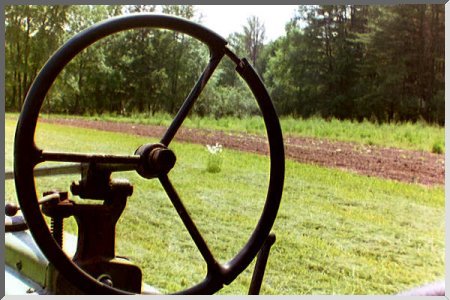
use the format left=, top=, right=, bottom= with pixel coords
left=194, top=5, right=299, bottom=42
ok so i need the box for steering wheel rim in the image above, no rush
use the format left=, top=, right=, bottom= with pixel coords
left=14, top=13, right=284, bottom=294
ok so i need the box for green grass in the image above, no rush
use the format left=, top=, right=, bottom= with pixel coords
left=5, top=119, right=444, bottom=295
left=9, top=112, right=444, bottom=153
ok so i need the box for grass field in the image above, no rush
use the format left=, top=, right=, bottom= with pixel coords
left=4, top=119, right=445, bottom=295
left=23, top=112, right=445, bottom=153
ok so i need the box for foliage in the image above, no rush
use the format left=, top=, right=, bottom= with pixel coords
left=5, top=5, right=210, bottom=116
left=205, top=143, right=223, bottom=173
left=196, top=80, right=259, bottom=119
left=264, top=5, right=444, bottom=124
left=243, top=16, right=266, bottom=73
left=354, top=5, right=445, bottom=124
left=4, top=5, right=445, bottom=125
left=431, top=141, right=444, bottom=154
left=5, top=5, right=71, bottom=111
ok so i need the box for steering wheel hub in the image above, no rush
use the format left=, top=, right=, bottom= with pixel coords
left=135, top=143, right=177, bottom=179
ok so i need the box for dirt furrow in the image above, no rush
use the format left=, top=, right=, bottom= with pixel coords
left=41, top=118, right=444, bottom=186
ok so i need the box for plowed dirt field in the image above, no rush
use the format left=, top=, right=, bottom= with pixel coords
left=42, top=118, right=444, bottom=186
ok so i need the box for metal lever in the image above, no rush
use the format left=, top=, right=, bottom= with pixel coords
left=5, top=193, right=61, bottom=216
left=5, top=192, right=62, bottom=233
left=248, top=233, right=276, bottom=295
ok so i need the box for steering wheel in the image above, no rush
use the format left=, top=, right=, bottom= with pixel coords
left=14, top=13, right=284, bottom=294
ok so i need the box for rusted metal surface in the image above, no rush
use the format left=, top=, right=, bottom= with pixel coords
left=135, top=143, right=177, bottom=179
left=5, top=193, right=62, bottom=232
left=41, top=177, right=141, bottom=293
left=248, top=233, right=276, bottom=295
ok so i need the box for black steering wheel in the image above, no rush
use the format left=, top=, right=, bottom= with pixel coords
left=14, top=13, right=284, bottom=294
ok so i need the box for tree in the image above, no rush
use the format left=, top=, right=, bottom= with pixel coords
left=214, top=32, right=245, bottom=88
left=5, top=5, right=70, bottom=111
left=264, top=5, right=365, bottom=118
left=243, top=16, right=266, bottom=73
left=356, top=5, right=445, bottom=123
left=157, top=5, right=209, bottom=114
left=264, top=4, right=444, bottom=124
left=6, top=5, right=444, bottom=124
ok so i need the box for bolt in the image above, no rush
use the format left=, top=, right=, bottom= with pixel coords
left=150, top=148, right=176, bottom=174
left=98, top=274, right=114, bottom=287
left=70, top=182, right=81, bottom=196
left=43, top=191, right=67, bottom=248
left=16, top=261, right=22, bottom=271
left=5, top=203, right=20, bottom=216
left=51, top=217, right=64, bottom=247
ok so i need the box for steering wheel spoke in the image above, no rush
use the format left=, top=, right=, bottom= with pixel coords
left=158, top=174, right=221, bottom=273
left=160, top=51, right=224, bottom=146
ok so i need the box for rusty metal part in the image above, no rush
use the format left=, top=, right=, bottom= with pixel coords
left=248, top=233, right=276, bottom=295
left=50, top=217, right=64, bottom=247
left=69, top=163, right=112, bottom=200
left=39, top=152, right=140, bottom=172
left=41, top=179, right=141, bottom=293
left=5, top=193, right=61, bottom=217
left=5, top=193, right=64, bottom=232
left=134, top=143, right=176, bottom=179
left=5, top=203, right=20, bottom=217
left=42, top=191, right=67, bottom=247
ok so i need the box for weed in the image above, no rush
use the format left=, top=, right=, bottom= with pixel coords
left=432, top=142, right=444, bottom=154
left=206, top=143, right=223, bottom=173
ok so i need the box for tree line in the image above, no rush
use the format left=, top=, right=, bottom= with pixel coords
left=5, top=5, right=445, bottom=124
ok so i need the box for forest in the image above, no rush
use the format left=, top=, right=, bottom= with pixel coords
left=5, top=5, right=445, bottom=124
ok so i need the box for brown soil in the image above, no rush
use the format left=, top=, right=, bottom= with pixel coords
left=41, top=118, right=444, bottom=186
